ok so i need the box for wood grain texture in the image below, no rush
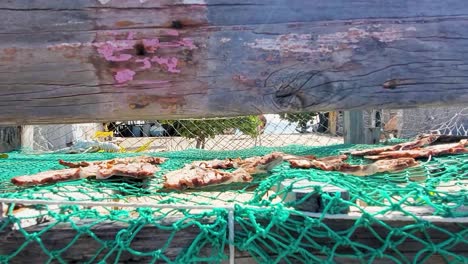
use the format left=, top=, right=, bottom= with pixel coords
left=2, top=1, right=468, bottom=124
left=0, top=217, right=465, bottom=263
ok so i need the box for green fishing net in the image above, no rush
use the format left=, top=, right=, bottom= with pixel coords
left=0, top=144, right=466, bottom=263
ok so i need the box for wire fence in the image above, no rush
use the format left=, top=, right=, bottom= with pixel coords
left=9, top=106, right=468, bottom=154
left=1, top=106, right=467, bottom=263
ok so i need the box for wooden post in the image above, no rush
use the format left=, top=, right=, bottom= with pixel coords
left=0, top=126, right=20, bottom=152
left=328, top=111, right=338, bottom=136
left=343, top=110, right=381, bottom=144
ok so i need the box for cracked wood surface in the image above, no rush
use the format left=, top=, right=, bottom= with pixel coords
left=1, top=0, right=468, bottom=124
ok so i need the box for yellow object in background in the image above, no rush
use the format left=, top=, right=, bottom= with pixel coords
left=134, top=139, right=156, bottom=153
left=91, top=131, right=154, bottom=153
left=0, top=153, right=8, bottom=158
left=93, top=131, right=114, bottom=139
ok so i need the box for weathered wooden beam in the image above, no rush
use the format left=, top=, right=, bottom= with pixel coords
left=2, top=1, right=468, bottom=124
left=0, top=216, right=466, bottom=263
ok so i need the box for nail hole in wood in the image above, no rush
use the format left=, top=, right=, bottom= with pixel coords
left=171, top=20, right=183, bottom=29
left=134, top=42, right=146, bottom=56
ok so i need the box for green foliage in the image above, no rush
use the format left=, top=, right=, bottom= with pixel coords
left=279, top=112, right=317, bottom=133
left=161, top=116, right=262, bottom=148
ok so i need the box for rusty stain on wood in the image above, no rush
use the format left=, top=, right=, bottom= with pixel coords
left=383, top=79, right=415, bottom=89
left=127, top=95, right=185, bottom=111
left=115, top=20, right=137, bottom=28
left=0, top=48, right=17, bottom=62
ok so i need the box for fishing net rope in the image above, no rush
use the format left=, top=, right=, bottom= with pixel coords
left=0, top=143, right=466, bottom=263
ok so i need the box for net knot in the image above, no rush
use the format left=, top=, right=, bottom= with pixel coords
left=429, top=243, right=439, bottom=253
left=49, top=251, right=60, bottom=258
left=376, top=249, right=385, bottom=258
left=421, top=220, right=432, bottom=230
left=454, top=233, right=464, bottom=243
left=339, top=238, right=351, bottom=247
left=78, top=226, right=90, bottom=234
left=391, top=228, right=404, bottom=237
left=27, top=232, right=40, bottom=242
left=268, top=193, right=277, bottom=201
left=320, top=246, right=330, bottom=255
left=390, top=204, right=401, bottom=211
left=272, top=204, right=289, bottom=222
left=276, top=210, right=290, bottom=222
left=152, top=250, right=162, bottom=259
left=256, top=228, right=268, bottom=238
left=116, top=229, right=132, bottom=246
left=304, top=217, right=320, bottom=228
left=136, top=208, right=153, bottom=217
left=359, top=213, right=372, bottom=228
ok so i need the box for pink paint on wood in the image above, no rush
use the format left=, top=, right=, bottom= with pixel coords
left=97, top=43, right=132, bottom=62
left=115, top=39, right=136, bottom=51
left=136, top=57, right=152, bottom=70
left=166, top=57, right=180, bottom=73
left=142, top=39, right=160, bottom=53
left=94, top=35, right=195, bottom=77
left=178, top=38, right=197, bottom=50
left=114, top=69, right=136, bottom=84
left=127, top=32, right=136, bottom=40
left=133, top=80, right=170, bottom=85
left=141, top=37, right=195, bottom=52
left=157, top=43, right=182, bottom=48
left=165, top=29, right=179, bottom=36
left=152, top=56, right=180, bottom=73
left=247, top=27, right=405, bottom=56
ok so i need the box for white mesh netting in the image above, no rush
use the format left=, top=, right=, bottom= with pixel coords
left=8, top=106, right=467, bottom=154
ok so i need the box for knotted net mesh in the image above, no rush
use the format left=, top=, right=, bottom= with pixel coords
left=0, top=143, right=466, bottom=263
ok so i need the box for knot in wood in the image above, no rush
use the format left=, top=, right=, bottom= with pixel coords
left=270, top=70, right=326, bottom=112
left=273, top=82, right=305, bottom=111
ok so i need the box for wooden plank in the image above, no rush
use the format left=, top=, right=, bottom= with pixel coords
left=0, top=216, right=465, bottom=263
left=1, top=1, right=468, bottom=124
left=227, top=254, right=454, bottom=264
